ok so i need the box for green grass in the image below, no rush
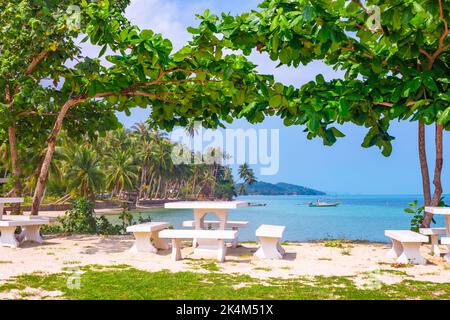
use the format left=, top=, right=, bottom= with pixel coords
left=1, top=265, right=449, bottom=300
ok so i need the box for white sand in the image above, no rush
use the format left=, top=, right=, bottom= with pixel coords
left=0, top=235, right=449, bottom=288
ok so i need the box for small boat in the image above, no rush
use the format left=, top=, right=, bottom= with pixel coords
left=247, top=202, right=267, bottom=207
left=308, top=200, right=340, bottom=207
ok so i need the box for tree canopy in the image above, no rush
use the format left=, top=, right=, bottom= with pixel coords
left=190, top=0, right=450, bottom=154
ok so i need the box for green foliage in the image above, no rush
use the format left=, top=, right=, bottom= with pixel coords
left=404, top=200, right=425, bottom=232
left=41, top=198, right=152, bottom=236
left=192, top=0, right=450, bottom=155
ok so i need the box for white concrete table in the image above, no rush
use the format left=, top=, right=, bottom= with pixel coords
left=0, top=217, right=48, bottom=247
left=426, top=207, right=450, bottom=262
left=255, top=224, right=286, bottom=259
left=126, top=222, right=171, bottom=253
left=165, top=201, right=248, bottom=254
left=0, top=198, right=24, bottom=220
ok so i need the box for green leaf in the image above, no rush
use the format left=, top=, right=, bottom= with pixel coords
left=269, top=95, right=282, bottom=108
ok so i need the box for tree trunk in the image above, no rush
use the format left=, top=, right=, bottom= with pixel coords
left=419, top=121, right=433, bottom=227
left=8, top=125, right=22, bottom=214
left=31, top=99, right=76, bottom=215
left=431, top=124, right=444, bottom=206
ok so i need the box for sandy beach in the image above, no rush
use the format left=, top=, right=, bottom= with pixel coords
left=1, top=235, right=449, bottom=288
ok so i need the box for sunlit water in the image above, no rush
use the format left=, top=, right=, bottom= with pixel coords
left=107, top=194, right=447, bottom=243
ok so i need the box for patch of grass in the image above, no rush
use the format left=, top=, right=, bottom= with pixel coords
left=391, top=262, right=414, bottom=269
left=0, top=260, right=12, bottom=264
left=253, top=267, right=272, bottom=271
left=341, top=249, right=352, bottom=256
left=379, top=269, right=408, bottom=276
left=63, top=261, right=82, bottom=265
left=324, top=240, right=345, bottom=248
left=46, top=252, right=55, bottom=256
left=318, top=258, right=332, bottom=261
left=280, top=266, right=291, bottom=270
left=185, top=259, right=220, bottom=272
left=1, top=265, right=450, bottom=300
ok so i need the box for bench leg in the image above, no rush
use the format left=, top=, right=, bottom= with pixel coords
left=397, top=243, right=426, bottom=265
left=216, top=239, right=227, bottom=262
left=0, top=227, right=19, bottom=248
left=277, top=241, right=285, bottom=255
left=129, top=232, right=157, bottom=253
left=151, top=231, right=169, bottom=250
left=231, top=227, right=238, bottom=249
left=387, top=239, right=403, bottom=259
left=255, top=236, right=283, bottom=260
left=171, top=239, right=182, bottom=261
left=21, top=225, right=44, bottom=243
left=430, top=235, right=441, bottom=256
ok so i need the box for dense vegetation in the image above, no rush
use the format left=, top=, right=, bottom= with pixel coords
left=237, top=181, right=325, bottom=196
left=1, top=123, right=237, bottom=204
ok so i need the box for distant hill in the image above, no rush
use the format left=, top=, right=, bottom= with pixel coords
left=237, top=181, right=326, bottom=196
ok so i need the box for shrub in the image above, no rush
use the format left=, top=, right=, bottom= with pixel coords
left=41, top=198, right=153, bottom=236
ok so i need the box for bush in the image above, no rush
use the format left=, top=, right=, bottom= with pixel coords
left=41, top=198, right=153, bottom=236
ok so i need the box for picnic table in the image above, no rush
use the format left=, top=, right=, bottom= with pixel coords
left=164, top=201, right=248, bottom=257
left=425, top=207, right=450, bottom=235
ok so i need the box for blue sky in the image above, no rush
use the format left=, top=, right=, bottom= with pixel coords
left=112, top=0, right=450, bottom=195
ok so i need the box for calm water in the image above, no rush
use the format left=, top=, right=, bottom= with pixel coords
left=108, top=195, right=448, bottom=243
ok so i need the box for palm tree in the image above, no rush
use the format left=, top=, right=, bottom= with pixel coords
left=238, top=163, right=257, bottom=195
left=104, top=150, right=138, bottom=198
left=64, top=146, right=104, bottom=199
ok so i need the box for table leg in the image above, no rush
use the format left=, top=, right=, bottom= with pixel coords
left=231, top=227, right=238, bottom=249
left=430, top=234, right=441, bottom=256
left=21, top=225, right=44, bottom=243
left=217, top=239, right=226, bottom=262
left=193, top=209, right=207, bottom=248
left=215, top=210, right=228, bottom=230
left=0, top=226, right=19, bottom=248
left=129, top=232, right=157, bottom=253
left=171, top=239, right=182, bottom=261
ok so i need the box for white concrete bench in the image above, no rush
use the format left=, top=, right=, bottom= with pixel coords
left=126, top=222, right=171, bottom=253
left=182, top=220, right=249, bottom=248
left=385, top=230, right=428, bottom=265
left=419, top=227, right=447, bottom=256
left=255, top=224, right=286, bottom=260
left=159, top=229, right=237, bottom=262
left=441, top=237, right=450, bottom=263
left=0, top=217, right=48, bottom=248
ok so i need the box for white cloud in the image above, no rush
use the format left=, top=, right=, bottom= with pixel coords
left=125, top=0, right=213, bottom=51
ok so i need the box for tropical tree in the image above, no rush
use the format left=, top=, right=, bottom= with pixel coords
left=1, top=1, right=273, bottom=215
left=193, top=0, right=450, bottom=226
left=238, top=163, right=257, bottom=194
left=64, top=146, right=104, bottom=199
left=104, top=150, right=138, bottom=198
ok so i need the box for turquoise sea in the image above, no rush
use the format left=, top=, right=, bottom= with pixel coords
left=111, top=195, right=448, bottom=243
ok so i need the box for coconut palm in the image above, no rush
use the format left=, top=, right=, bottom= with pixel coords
left=104, top=150, right=139, bottom=198
left=64, top=146, right=104, bottom=199
left=238, top=163, right=257, bottom=195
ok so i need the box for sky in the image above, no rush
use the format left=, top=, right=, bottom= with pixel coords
left=107, top=0, right=450, bottom=195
